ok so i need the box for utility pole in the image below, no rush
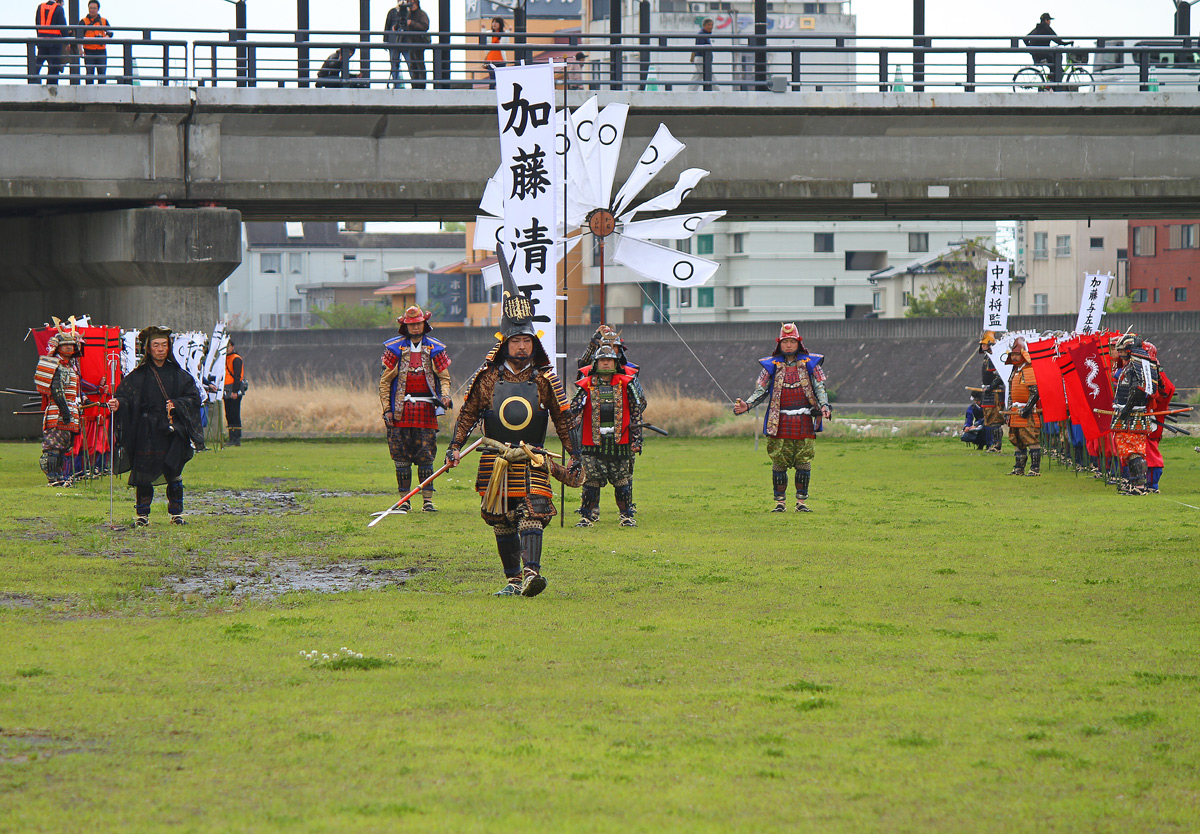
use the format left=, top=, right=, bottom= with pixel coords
left=913, top=0, right=925, bottom=92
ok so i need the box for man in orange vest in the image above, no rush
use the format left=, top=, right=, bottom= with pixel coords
left=31, top=0, right=67, bottom=85
left=223, top=340, right=245, bottom=446
left=78, top=0, right=111, bottom=84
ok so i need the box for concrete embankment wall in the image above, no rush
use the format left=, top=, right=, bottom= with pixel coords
left=235, top=312, right=1200, bottom=413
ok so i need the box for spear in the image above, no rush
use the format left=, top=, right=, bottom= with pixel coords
left=368, top=437, right=484, bottom=528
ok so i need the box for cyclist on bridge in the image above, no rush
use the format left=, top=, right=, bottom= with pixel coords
left=1025, top=12, right=1071, bottom=68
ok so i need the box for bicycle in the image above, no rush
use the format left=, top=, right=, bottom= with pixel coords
left=1012, top=47, right=1094, bottom=92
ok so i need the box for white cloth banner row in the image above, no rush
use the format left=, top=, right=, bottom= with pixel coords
left=982, top=260, right=1010, bottom=333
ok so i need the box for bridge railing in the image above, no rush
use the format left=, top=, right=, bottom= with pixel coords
left=3, top=27, right=1198, bottom=94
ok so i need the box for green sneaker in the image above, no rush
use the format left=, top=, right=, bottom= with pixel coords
left=494, top=581, right=522, bottom=597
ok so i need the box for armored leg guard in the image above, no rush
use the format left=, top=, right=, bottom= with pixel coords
left=1009, top=449, right=1027, bottom=475
left=1027, top=448, right=1041, bottom=476
left=795, top=466, right=811, bottom=500
left=166, top=480, right=184, bottom=517
left=614, top=484, right=636, bottom=527
left=772, top=469, right=788, bottom=511
left=418, top=465, right=436, bottom=511
left=394, top=464, right=412, bottom=513
left=40, top=451, right=63, bottom=484
left=577, top=485, right=600, bottom=526
left=135, top=485, right=153, bottom=523
left=518, top=529, right=546, bottom=597
left=495, top=530, right=522, bottom=579
left=1127, top=455, right=1148, bottom=489
left=228, top=428, right=242, bottom=447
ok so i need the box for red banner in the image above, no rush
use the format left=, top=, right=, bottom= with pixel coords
left=1066, top=337, right=1114, bottom=441
left=1027, top=338, right=1066, bottom=423
left=1057, top=351, right=1104, bottom=441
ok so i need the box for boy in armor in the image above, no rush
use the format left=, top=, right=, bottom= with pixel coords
left=571, top=342, right=647, bottom=527
left=446, top=265, right=580, bottom=597
left=1005, top=337, right=1042, bottom=476
left=733, top=323, right=831, bottom=512
left=379, top=305, right=452, bottom=513
left=34, top=321, right=83, bottom=486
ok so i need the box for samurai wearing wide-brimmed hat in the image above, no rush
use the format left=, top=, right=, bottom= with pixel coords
left=379, top=304, right=452, bottom=514
left=570, top=328, right=648, bottom=528
left=107, top=325, right=205, bottom=526
left=733, top=323, right=831, bottom=513
left=33, top=317, right=84, bottom=486
left=445, top=249, right=580, bottom=597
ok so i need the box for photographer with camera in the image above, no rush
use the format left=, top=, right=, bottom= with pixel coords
left=400, top=0, right=430, bottom=89
left=384, top=0, right=408, bottom=89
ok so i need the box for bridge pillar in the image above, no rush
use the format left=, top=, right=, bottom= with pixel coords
left=0, top=207, right=241, bottom=439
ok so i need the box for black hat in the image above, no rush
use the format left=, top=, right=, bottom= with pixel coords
left=1040, top=12, right=1053, bottom=20
left=493, top=244, right=550, bottom=366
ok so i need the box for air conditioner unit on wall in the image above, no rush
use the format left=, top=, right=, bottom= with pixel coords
left=689, top=2, right=705, bottom=12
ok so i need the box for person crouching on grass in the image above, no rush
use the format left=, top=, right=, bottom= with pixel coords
left=108, top=326, right=204, bottom=526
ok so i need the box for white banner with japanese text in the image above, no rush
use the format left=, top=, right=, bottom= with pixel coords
left=982, top=260, right=1011, bottom=333
left=1075, top=273, right=1112, bottom=335
left=495, top=63, right=559, bottom=360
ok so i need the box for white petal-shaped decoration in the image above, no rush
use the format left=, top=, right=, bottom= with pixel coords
left=621, top=210, right=726, bottom=241
left=612, top=124, right=686, bottom=217
left=473, top=215, right=506, bottom=251
left=480, top=170, right=504, bottom=218
left=612, top=235, right=719, bottom=287
left=565, top=97, right=601, bottom=210
left=619, top=168, right=710, bottom=222
left=592, top=102, right=629, bottom=210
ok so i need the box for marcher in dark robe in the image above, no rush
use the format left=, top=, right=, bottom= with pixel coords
left=109, top=326, right=204, bottom=526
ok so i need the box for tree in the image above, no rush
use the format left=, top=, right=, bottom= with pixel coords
left=904, top=239, right=1000, bottom=318
left=310, top=303, right=394, bottom=329
left=441, top=221, right=466, bottom=233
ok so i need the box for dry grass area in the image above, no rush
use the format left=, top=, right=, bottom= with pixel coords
left=241, top=376, right=959, bottom=438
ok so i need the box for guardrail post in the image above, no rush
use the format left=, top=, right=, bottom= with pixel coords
left=1138, top=49, right=1149, bottom=91
left=703, top=49, right=712, bottom=91
left=965, top=50, right=975, bottom=92
left=609, top=0, right=623, bottom=90
left=437, top=0, right=451, bottom=86
left=754, top=0, right=767, bottom=88
left=121, top=41, right=133, bottom=85
left=792, top=47, right=801, bottom=89
left=638, top=0, right=650, bottom=90
left=878, top=50, right=888, bottom=92
left=297, top=0, right=310, bottom=87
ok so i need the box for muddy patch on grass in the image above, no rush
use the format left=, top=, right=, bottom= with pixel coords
left=0, top=593, right=39, bottom=610
left=0, top=732, right=99, bottom=764
left=185, top=489, right=306, bottom=516
left=154, top=559, right=419, bottom=599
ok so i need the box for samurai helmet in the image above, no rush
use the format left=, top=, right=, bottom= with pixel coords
left=773, top=322, right=806, bottom=356
left=1141, top=340, right=1159, bottom=362
left=1006, top=337, right=1031, bottom=366
left=1115, top=333, right=1142, bottom=355
left=397, top=304, right=433, bottom=336
left=978, top=330, right=998, bottom=354
left=136, top=325, right=175, bottom=364
left=46, top=316, right=82, bottom=355
left=592, top=342, right=620, bottom=372
left=492, top=244, right=549, bottom=366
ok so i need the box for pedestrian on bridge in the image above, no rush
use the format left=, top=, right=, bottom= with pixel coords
left=30, top=0, right=67, bottom=85
left=77, top=0, right=111, bottom=84
left=688, top=18, right=714, bottom=91
left=401, top=0, right=430, bottom=89
left=384, top=0, right=408, bottom=89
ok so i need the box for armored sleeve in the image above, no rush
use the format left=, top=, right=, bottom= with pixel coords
left=743, top=368, right=772, bottom=408
left=538, top=371, right=576, bottom=455
left=450, top=365, right=491, bottom=448
left=379, top=352, right=400, bottom=414
left=811, top=373, right=829, bottom=410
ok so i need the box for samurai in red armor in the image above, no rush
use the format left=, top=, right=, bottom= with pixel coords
left=446, top=262, right=580, bottom=598
left=1110, top=334, right=1161, bottom=495
left=1005, top=337, right=1042, bottom=476
left=570, top=340, right=647, bottom=527
left=379, top=305, right=452, bottom=514
left=733, top=323, right=831, bottom=512
left=34, top=320, right=83, bottom=486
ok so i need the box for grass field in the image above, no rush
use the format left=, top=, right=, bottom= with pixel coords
left=2, top=436, right=1199, bottom=833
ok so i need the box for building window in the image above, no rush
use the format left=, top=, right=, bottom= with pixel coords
left=469, top=274, right=487, bottom=304
left=1176, top=287, right=1188, bottom=302
left=1153, top=288, right=1160, bottom=303
left=814, top=232, right=834, bottom=253
left=592, top=239, right=604, bottom=267
left=732, top=233, right=744, bottom=254
left=872, top=291, right=882, bottom=311
left=732, top=287, right=745, bottom=307
left=678, top=288, right=692, bottom=308
left=288, top=298, right=302, bottom=313
left=1117, top=248, right=1128, bottom=261
left=288, top=253, right=304, bottom=274
left=697, top=287, right=714, bottom=308
left=1033, top=232, right=1048, bottom=260
left=1169, top=223, right=1199, bottom=249
left=1033, top=293, right=1048, bottom=315
left=1133, top=226, right=1156, bottom=256
left=260, top=253, right=281, bottom=273
left=908, top=232, right=929, bottom=253
left=1090, top=237, right=1104, bottom=250
left=697, top=235, right=714, bottom=256
left=902, top=291, right=912, bottom=307
left=343, top=253, right=357, bottom=261
left=676, top=238, right=691, bottom=255
left=814, top=286, right=835, bottom=306
left=1055, top=235, right=1071, bottom=257
left=845, top=251, right=888, bottom=271
left=284, top=222, right=304, bottom=239
left=1131, top=289, right=1148, bottom=303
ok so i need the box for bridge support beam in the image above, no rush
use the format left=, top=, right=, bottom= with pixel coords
left=0, top=207, right=241, bottom=439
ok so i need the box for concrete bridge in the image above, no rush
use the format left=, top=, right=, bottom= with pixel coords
left=4, top=84, right=1200, bottom=436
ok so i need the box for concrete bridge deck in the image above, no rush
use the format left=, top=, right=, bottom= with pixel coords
left=2, top=86, right=1200, bottom=221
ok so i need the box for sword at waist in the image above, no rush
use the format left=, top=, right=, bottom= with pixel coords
left=780, top=407, right=815, bottom=416
left=403, top=395, right=439, bottom=404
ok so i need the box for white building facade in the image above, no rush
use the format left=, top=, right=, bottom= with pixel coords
left=219, top=223, right=466, bottom=329
left=1015, top=219, right=1128, bottom=316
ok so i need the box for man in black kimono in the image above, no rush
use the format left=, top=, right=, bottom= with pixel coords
left=108, top=326, right=204, bottom=526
